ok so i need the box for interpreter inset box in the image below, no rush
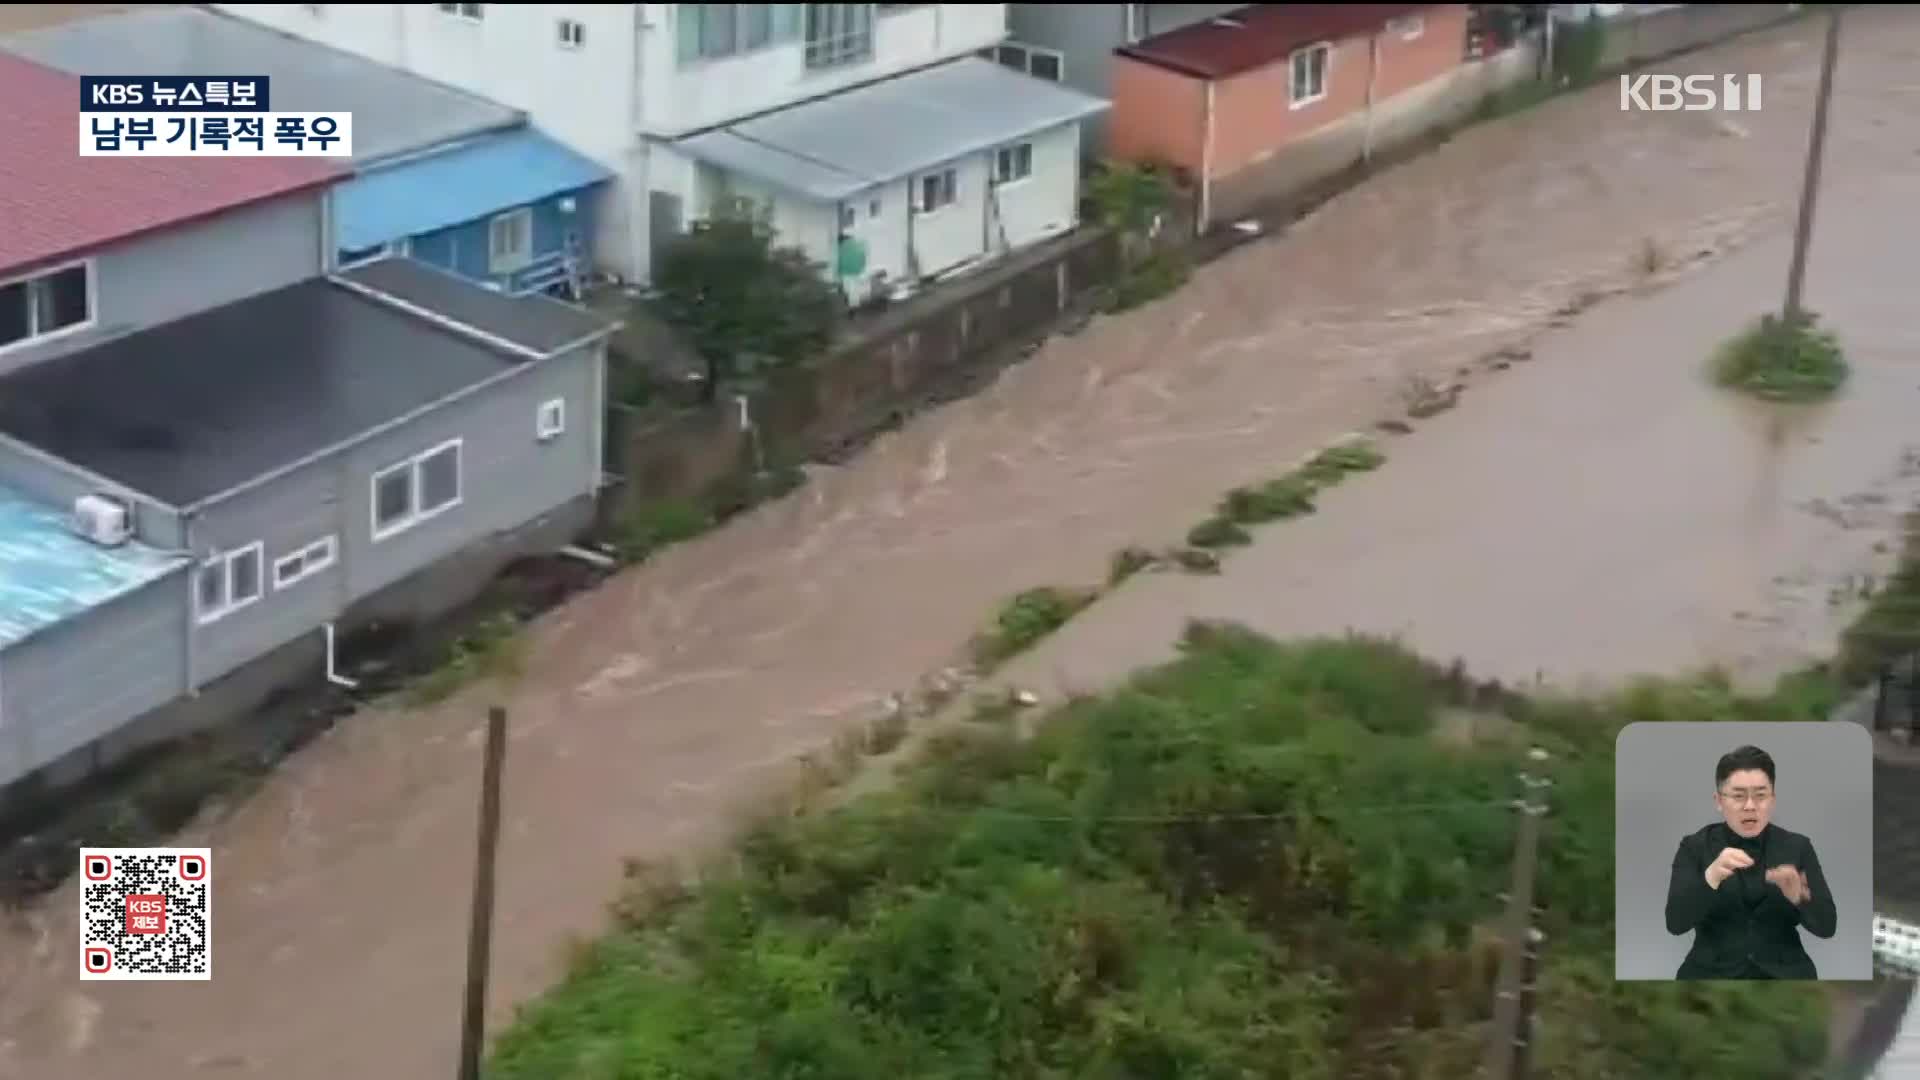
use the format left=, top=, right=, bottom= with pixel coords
left=1614, top=721, right=1872, bottom=981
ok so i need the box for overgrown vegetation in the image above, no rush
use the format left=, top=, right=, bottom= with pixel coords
left=1086, top=159, right=1187, bottom=314
left=407, top=612, right=527, bottom=706
left=649, top=198, right=843, bottom=401
left=969, top=586, right=1099, bottom=670
left=1836, top=511, right=1920, bottom=685
left=1553, top=10, right=1610, bottom=87
left=1710, top=311, right=1850, bottom=403
left=490, top=623, right=1835, bottom=1079
left=1193, top=439, right=1388, bottom=549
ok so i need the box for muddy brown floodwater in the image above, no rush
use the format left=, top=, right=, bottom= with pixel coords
left=4, top=10, right=1920, bottom=1079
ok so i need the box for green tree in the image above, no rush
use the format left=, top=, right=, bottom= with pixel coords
left=648, top=199, right=842, bottom=400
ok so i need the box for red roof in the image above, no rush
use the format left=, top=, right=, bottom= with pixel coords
left=0, top=51, right=342, bottom=276
left=1118, top=4, right=1434, bottom=80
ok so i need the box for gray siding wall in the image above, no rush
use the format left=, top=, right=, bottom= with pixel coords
left=0, top=572, right=187, bottom=788
left=1007, top=3, right=1244, bottom=148
left=0, top=440, right=184, bottom=548
left=0, top=191, right=325, bottom=377
left=187, top=344, right=602, bottom=684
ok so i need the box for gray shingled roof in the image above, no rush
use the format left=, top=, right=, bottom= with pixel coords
left=2, top=6, right=521, bottom=164
left=671, top=57, right=1108, bottom=202
left=0, top=278, right=538, bottom=507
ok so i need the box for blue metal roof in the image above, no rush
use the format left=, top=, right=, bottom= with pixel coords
left=0, top=485, right=186, bottom=650
left=333, top=128, right=611, bottom=252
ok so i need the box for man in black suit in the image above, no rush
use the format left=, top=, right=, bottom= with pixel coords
left=1664, top=745, right=1838, bottom=979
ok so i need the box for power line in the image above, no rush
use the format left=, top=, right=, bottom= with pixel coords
left=819, top=798, right=1525, bottom=826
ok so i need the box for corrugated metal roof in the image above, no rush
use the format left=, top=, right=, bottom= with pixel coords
left=2, top=6, right=521, bottom=164
left=0, top=483, right=185, bottom=651
left=671, top=57, right=1109, bottom=202
left=0, top=51, right=338, bottom=276
left=0, top=276, right=532, bottom=507
left=334, top=129, right=611, bottom=251
left=1118, top=4, right=1434, bottom=80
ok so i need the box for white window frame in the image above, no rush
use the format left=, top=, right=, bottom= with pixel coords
left=195, top=541, right=265, bottom=625
left=488, top=208, right=534, bottom=274
left=437, top=3, right=483, bottom=21
left=272, top=536, right=338, bottom=590
left=981, top=41, right=1064, bottom=82
left=1289, top=42, right=1332, bottom=109
left=0, top=258, right=96, bottom=357
left=992, top=142, right=1033, bottom=187
left=803, top=3, right=875, bottom=71
left=371, top=439, right=464, bottom=542
left=536, top=398, right=566, bottom=441
left=557, top=17, right=586, bottom=48
left=1387, top=14, right=1424, bottom=40
left=914, top=167, right=957, bottom=215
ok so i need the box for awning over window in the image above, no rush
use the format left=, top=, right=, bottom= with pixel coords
left=668, top=57, right=1108, bottom=203
left=334, top=128, right=611, bottom=252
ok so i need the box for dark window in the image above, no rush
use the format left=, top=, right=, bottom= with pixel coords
left=39, top=265, right=88, bottom=331
left=1029, top=51, right=1062, bottom=82
left=229, top=548, right=262, bottom=604
left=197, top=563, right=225, bottom=613
left=0, top=263, right=89, bottom=349
left=374, top=467, right=413, bottom=532
left=419, top=444, right=461, bottom=513
left=0, top=282, right=26, bottom=347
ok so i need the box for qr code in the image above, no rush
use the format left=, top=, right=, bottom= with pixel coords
left=79, top=848, right=211, bottom=980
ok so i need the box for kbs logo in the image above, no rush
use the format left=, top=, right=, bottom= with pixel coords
left=1619, top=74, right=1763, bottom=112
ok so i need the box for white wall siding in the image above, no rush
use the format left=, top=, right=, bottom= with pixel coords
left=908, top=154, right=990, bottom=277
left=652, top=3, right=1008, bottom=135
left=987, top=122, right=1082, bottom=253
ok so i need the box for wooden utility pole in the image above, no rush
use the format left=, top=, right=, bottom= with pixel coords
left=1483, top=747, right=1552, bottom=1080
left=1782, top=6, right=1844, bottom=321
left=457, top=706, right=509, bottom=1080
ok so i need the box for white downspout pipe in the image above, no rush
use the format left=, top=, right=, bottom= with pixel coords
left=1198, top=80, right=1217, bottom=233
left=1361, top=30, right=1382, bottom=165
left=323, top=623, right=359, bottom=689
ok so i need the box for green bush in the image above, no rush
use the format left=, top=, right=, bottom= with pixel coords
left=969, top=586, right=1098, bottom=669
left=1187, top=516, right=1253, bottom=549
left=490, top=628, right=1832, bottom=1079
left=1710, top=312, right=1849, bottom=402
left=1220, top=476, right=1318, bottom=524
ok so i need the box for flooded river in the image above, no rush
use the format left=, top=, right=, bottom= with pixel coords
left=3, top=10, right=1919, bottom=1078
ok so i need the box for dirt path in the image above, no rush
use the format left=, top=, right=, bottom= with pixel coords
left=3, top=11, right=1919, bottom=1078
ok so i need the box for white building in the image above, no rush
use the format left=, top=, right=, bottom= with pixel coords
left=220, top=4, right=1106, bottom=300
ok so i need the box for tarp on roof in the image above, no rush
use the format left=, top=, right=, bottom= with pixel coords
left=669, top=57, right=1108, bottom=202
left=333, top=129, right=611, bottom=251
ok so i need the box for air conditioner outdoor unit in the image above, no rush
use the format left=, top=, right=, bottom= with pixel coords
left=72, top=494, right=132, bottom=547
